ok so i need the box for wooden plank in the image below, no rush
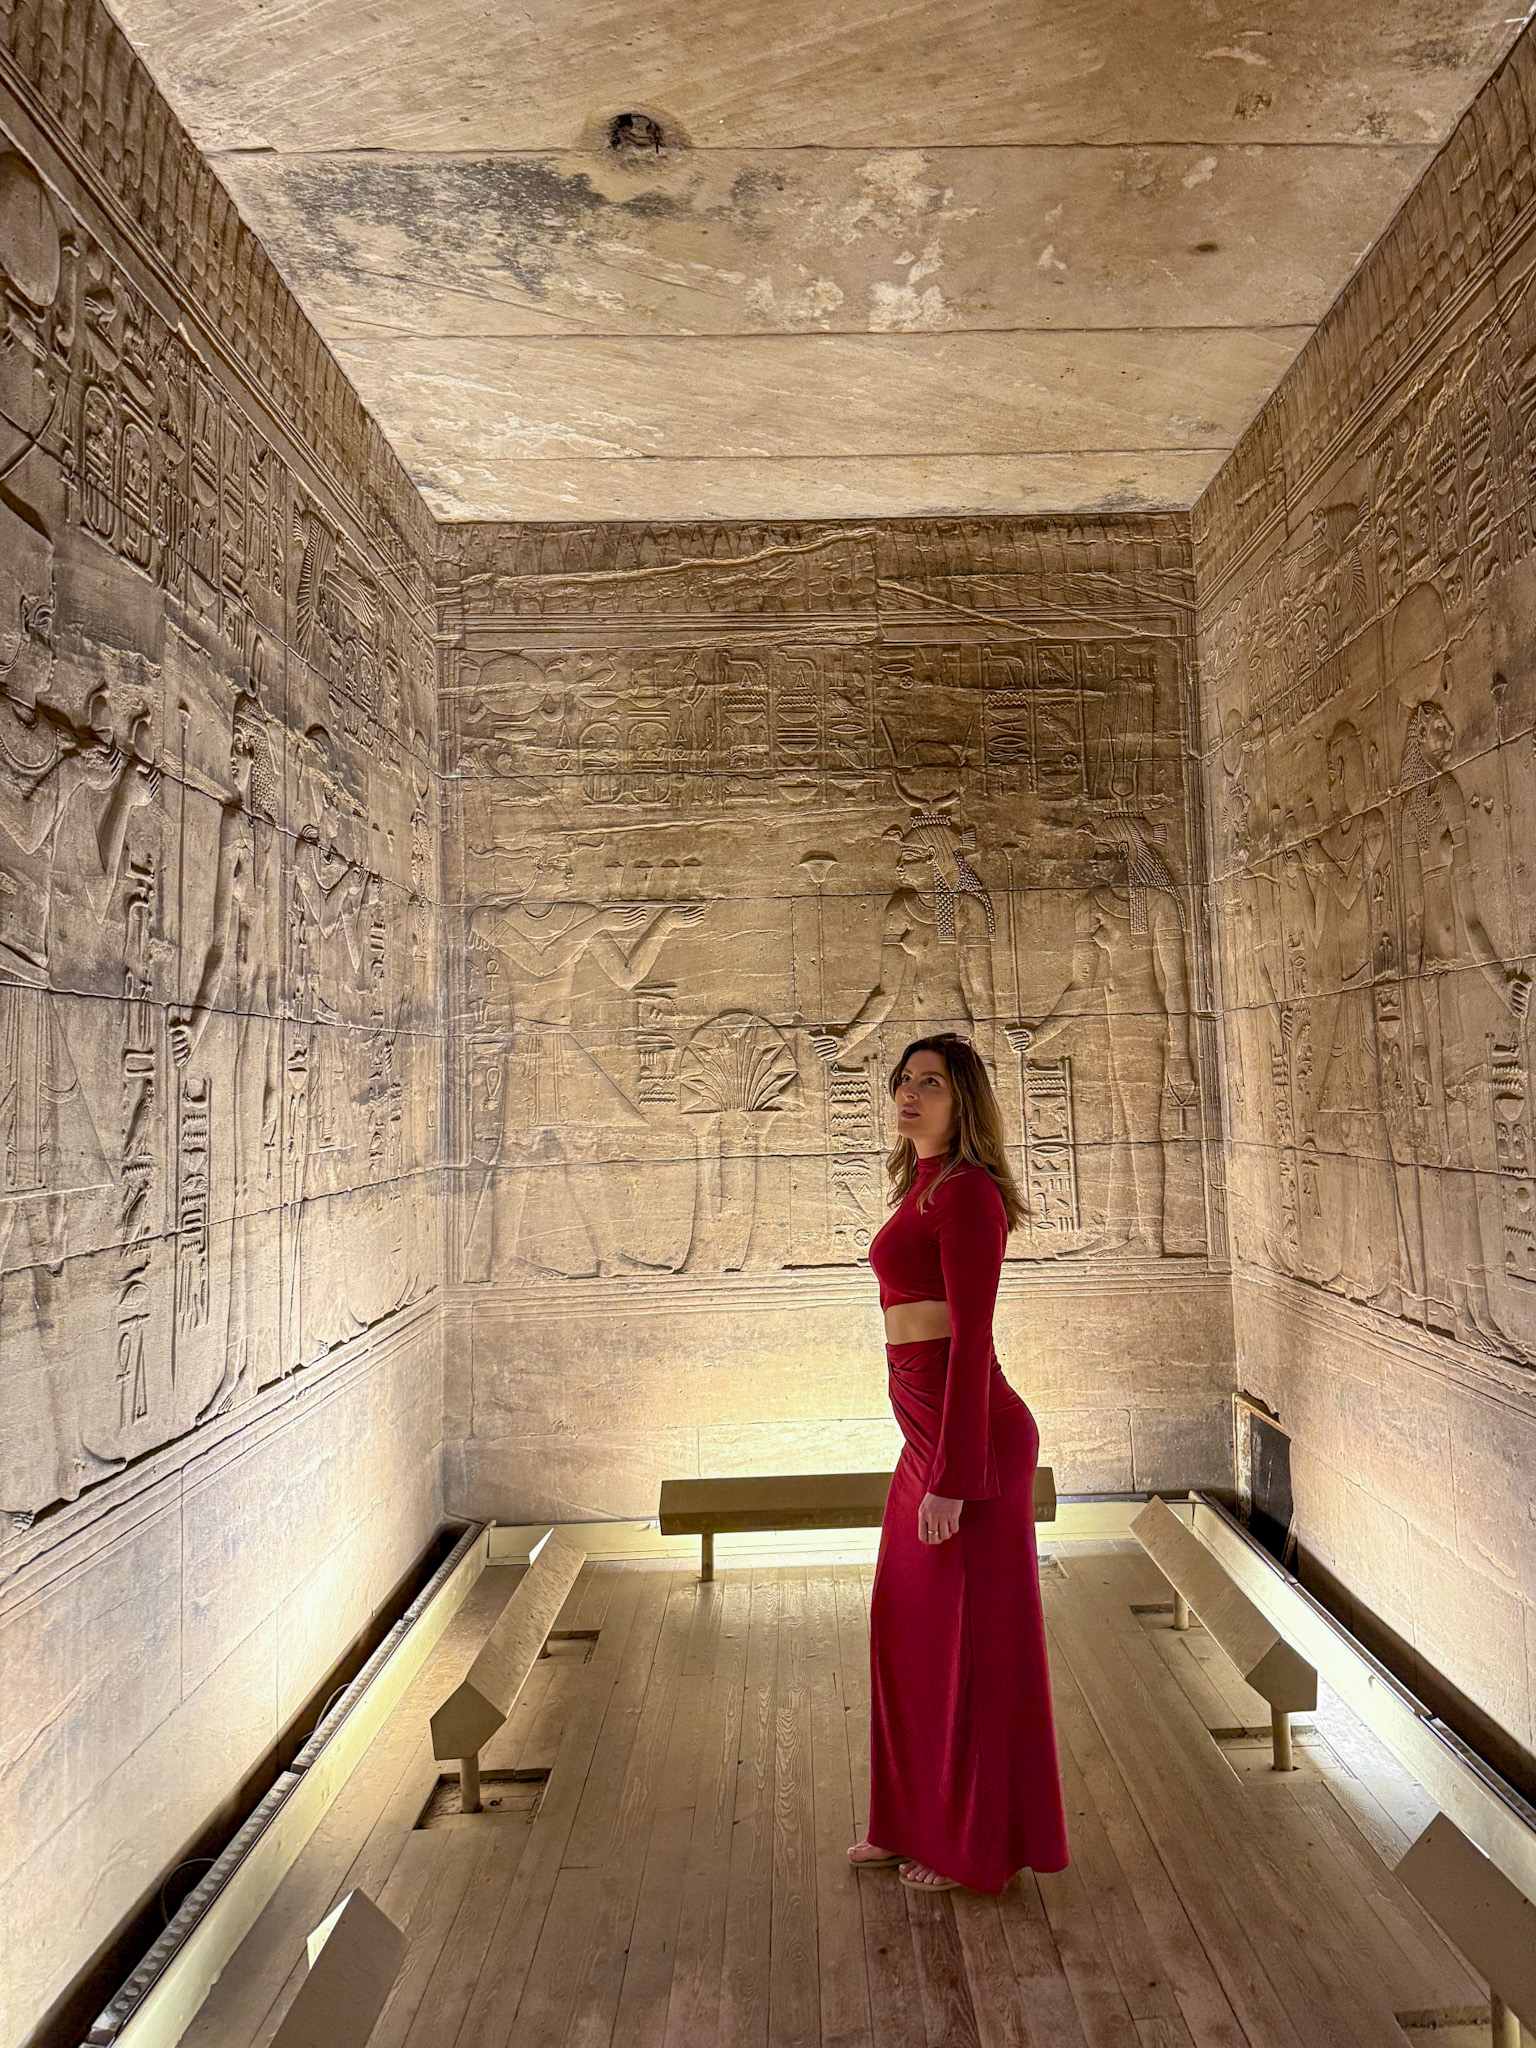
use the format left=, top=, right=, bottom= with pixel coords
left=769, top=1568, right=820, bottom=2048
left=658, top=1470, right=1056, bottom=1538
left=806, top=1571, right=874, bottom=2048
left=1397, top=1816, right=1536, bottom=2029
left=184, top=1560, right=518, bottom=2048
left=1187, top=1496, right=1536, bottom=1914
left=354, top=1830, right=463, bottom=2048
left=1056, top=1563, right=1406, bottom=2048
left=561, top=1572, right=699, bottom=2048
left=268, top=1892, right=406, bottom=2048
left=1064, top=1562, right=1373, bottom=2046
left=1046, top=1632, right=1248, bottom=2048
left=611, top=1583, right=728, bottom=2048
left=506, top=1566, right=620, bottom=1777
left=662, top=1574, right=752, bottom=2048
left=501, top=1570, right=681, bottom=2048
left=951, top=1895, right=1037, bottom=2048
left=1051, top=1727, right=1192, bottom=2037
left=1035, top=1855, right=1142, bottom=2048
left=906, top=1891, right=985, bottom=2048
left=452, top=1567, right=652, bottom=2048
left=660, top=1473, right=892, bottom=1534
left=993, top=1876, right=1093, bottom=2048
left=397, top=1811, right=531, bottom=2048
left=718, top=1570, right=784, bottom=2048
left=834, top=1565, right=927, bottom=2048
left=1288, top=1781, right=1483, bottom=2011
left=117, top=1524, right=490, bottom=2048
left=1044, top=1570, right=1316, bottom=2048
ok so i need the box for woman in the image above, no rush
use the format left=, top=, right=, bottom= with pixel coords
left=848, top=1033, right=1069, bottom=1892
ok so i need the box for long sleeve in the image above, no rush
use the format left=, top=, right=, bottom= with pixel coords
left=929, top=1171, right=1006, bottom=1499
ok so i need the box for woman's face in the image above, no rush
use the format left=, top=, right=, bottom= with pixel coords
left=894, top=1049, right=958, bottom=1156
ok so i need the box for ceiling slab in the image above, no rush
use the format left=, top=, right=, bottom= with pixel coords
left=337, top=327, right=1306, bottom=517
left=104, top=0, right=1529, bottom=519
left=110, top=0, right=1521, bottom=153
left=214, top=143, right=1433, bottom=340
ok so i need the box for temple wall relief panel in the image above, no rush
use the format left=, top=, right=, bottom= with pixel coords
left=0, top=14, right=445, bottom=2035
left=439, top=519, right=1236, bottom=1518
left=0, top=137, right=442, bottom=1524
left=1194, top=20, right=1536, bottom=1766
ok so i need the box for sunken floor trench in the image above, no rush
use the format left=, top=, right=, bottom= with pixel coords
left=185, top=1547, right=1489, bottom=2048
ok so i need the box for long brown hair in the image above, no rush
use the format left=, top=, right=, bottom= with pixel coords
left=885, top=1033, right=1025, bottom=1233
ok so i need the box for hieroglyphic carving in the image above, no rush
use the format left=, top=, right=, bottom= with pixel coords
left=1020, top=1060, right=1081, bottom=1240
left=442, top=517, right=1215, bottom=1285
left=1198, top=41, right=1536, bottom=1358
left=0, top=111, right=440, bottom=1519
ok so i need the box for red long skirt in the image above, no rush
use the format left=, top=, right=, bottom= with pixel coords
left=867, top=1338, right=1070, bottom=1892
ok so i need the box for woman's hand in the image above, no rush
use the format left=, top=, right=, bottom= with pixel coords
left=918, top=1492, right=963, bottom=1545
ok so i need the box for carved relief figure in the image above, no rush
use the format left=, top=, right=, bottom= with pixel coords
left=1281, top=720, right=1402, bottom=1304
left=1397, top=695, right=1530, bottom=1349
left=1010, top=820, right=1197, bottom=1254
left=466, top=843, right=703, bottom=1276
left=171, top=681, right=283, bottom=1414
left=811, top=807, right=996, bottom=1070
left=287, top=721, right=376, bottom=1361
left=0, top=675, right=158, bottom=1513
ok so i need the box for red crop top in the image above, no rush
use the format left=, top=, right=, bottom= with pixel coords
left=868, top=1155, right=1008, bottom=1499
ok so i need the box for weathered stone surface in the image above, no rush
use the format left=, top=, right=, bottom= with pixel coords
left=0, top=12, right=448, bottom=2041
left=9, top=2, right=1536, bottom=2037
left=439, top=512, right=1236, bottom=1526
left=0, top=1314, right=443, bottom=2045
left=103, top=0, right=1525, bottom=517
left=106, top=0, right=1522, bottom=153
left=341, top=327, right=1306, bottom=521
left=1195, top=25, right=1536, bottom=1750
left=212, top=145, right=1431, bottom=341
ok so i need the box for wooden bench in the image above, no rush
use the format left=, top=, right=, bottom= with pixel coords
left=1132, top=1495, right=1317, bottom=1770
left=658, top=1467, right=1058, bottom=1582
left=270, top=1891, right=405, bottom=2048
left=428, top=1529, right=586, bottom=1811
left=1398, top=1815, right=1536, bottom=2048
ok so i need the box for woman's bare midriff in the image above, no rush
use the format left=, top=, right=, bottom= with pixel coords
left=883, top=1298, right=951, bottom=1344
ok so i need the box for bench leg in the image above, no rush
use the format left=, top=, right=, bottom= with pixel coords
left=1490, top=1993, right=1520, bottom=2048
left=1270, top=1706, right=1294, bottom=1773
left=700, top=1532, right=714, bottom=1584
left=459, top=1753, right=482, bottom=1815
left=1172, top=1591, right=1191, bottom=1633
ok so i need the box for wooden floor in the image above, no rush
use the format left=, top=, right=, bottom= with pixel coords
left=188, top=1548, right=1493, bottom=2048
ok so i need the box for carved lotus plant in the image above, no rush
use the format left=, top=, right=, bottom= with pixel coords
left=679, top=1011, right=800, bottom=1116
left=679, top=1013, right=800, bottom=1272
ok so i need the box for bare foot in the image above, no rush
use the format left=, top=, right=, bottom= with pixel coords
left=846, top=1840, right=902, bottom=1866
left=899, top=1860, right=960, bottom=1890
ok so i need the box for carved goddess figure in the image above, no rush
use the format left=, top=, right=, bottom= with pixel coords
left=1008, top=821, right=1196, bottom=1254
left=811, top=810, right=997, bottom=1071
left=1397, top=697, right=1531, bottom=1351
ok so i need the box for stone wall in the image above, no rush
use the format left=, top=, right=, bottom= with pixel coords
left=0, top=6, right=445, bottom=2039
left=439, top=519, right=1235, bottom=1522
left=1195, top=28, right=1536, bottom=1768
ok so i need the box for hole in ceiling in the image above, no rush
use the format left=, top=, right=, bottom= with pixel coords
left=609, top=111, right=667, bottom=155
left=1195, top=241, right=1220, bottom=254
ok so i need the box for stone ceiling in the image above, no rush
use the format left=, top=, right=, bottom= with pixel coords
left=107, top=0, right=1528, bottom=521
